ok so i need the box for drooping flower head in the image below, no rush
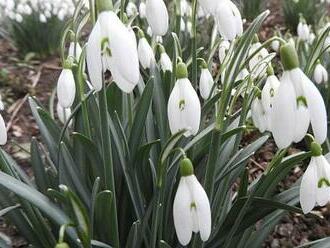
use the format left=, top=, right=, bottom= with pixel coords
left=158, top=44, right=172, bottom=72
left=199, top=61, right=214, bottom=100
left=300, top=141, right=330, bottom=214
left=86, top=0, right=139, bottom=92
left=137, top=30, right=155, bottom=69
left=145, top=0, right=169, bottom=36
left=313, top=62, right=328, bottom=84
left=57, top=59, right=76, bottom=108
left=168, top=62, right=201, bottom=137
left=271, top=43, right=327, bottom=149
left=173, top=157, right=211, bottom=245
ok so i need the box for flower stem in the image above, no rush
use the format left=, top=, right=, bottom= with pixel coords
left=191, top=0, right=198, bottom=87
left=98, top=84, right=120, bottom=247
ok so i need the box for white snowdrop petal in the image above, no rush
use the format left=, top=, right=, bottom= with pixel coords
left=293, top=106, right=310, bottom=143
left=271, top=72, right=296, bottom=149
left=215, top=1, right=237, bottom=41
left=315, top=156, right=330, bottom=206
left=86, top=22, right=103, bottom=91
left=57, top=69, right=76, bottom=108
left=189, top=176, right=211, bottom=242
left=68, top=42, right=82, bottom=61
left=138, top=37, right=155, bottom=69
left=146, top=0, right=169, bottom=36
left=199, top=68, right=214, bottom=100
left=160, top=52, right=172, bottom=72
left=0, top=114, right=7, bottom=145
left=300, top=158, right=317, bottom=214
left=100, top=12, right=140, bottom=92
left=180, top=79, right=201, bottom=136
left=301, top=73, right=327, bottom=144
left=173, top=178, right=193, bottom=246
left=261, top=75, right=280, bottom=113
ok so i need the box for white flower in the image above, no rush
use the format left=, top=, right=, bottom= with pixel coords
left=300, top=146, right=330, bottom=214
left=199, top=68, right=214, bottom=100
left=214, top=0, right=243, bottom=41
left=260, top=75, right=280, bottom=131
left=271, top=40, right=280, bottom=52
left=314, top=63, right=328, bottom=84
left=168, top=63, right=201, bottom=137
left=218, top=40, right=230, bottom=63
left=297, top=22, right=310, bottom=41
left=139, top=2, right=146, bottom=18
left=39, top=13, right=47, bottom=23
left=251, top=97, right=268, bottom=133
left=236, top=68, right=249, bottom=82
left=308, top=33, right=316, bottom=45
left=0, top=114, right=7, bottom=145
left=159, top=51, right=172, bottom=72
left=271, top=67, right=327, bottom=148
left=137, top=37, right=155, bottom=69
left=68, top=42, right=82, bottom=61
left=146, top=0, right=169, bottom=36
left=248, top=42, right=270, bottom=79
left=86, top=10, right=139, bottom=92
left=173, top=159, right=211, bottom=245
left=126, top=2, right=137, bottom=17
left=57, top=68, right=76, bottom=108
left=56, top=102, right=72, bottom=127
left=0, top=95, right=4, bottom=111
left=180, top=18, right=186, bottom=32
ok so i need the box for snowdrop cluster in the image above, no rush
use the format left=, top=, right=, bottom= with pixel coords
left=0, top=0, right=76, bottom=23
left=252, top=43, right=327, bottom=150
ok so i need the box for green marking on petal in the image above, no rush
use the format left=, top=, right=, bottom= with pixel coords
left=190, top=202, right=196, bottom=209
left=101, top=37, right=112, bottom=56
left=318, top=178, right=330, bottom=188
left=270, top=88, right=275, bottom=97
left=179, top=99, right=185, bottom=111
left=296, top=96, right=308, bottom=107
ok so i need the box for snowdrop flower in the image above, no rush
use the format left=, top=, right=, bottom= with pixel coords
left=168, top=62, right=201, bottom=137
left=146, top=0, right=169, bottom=36
left=199, top=62, right=214, bottom=100
left=139, top=2, right=146, bottom=18
left=15, top=13, right=23, bottom=23
left=57, top=61, right=76, bottom=108
left=271, top=43, right=327, bottom=149
left=86, top=0, right=139, bottom=92
left=251, top=96, right=268, bottom=133
left=158, top=45, right=172, bottom=72
left=214, top=0, right=243, bottom=41
left=68, top=42, right=82, bottom=61
left=236, top=68, right=249, bottom=82
left=300, top=141, right=330, bottom=214
left=39, top=13, right=47, bottom=23
left=297, top=21, right=310, bottom=41
left=313, top=62, right=328, bottom=84
left=126, top=1, right=137, bottom=17
left=248, top=41, right=270, bottom=79
left=260, top=72, right=280, bottom=131
left=56, top=102, right=72, bottom=127
left=173, top=158, right=211, bottom=245
left=218, top=40, right=230, bottom=63
left=271, top=39, right=280, bottom=52
left=0, top=114, right=7, bottom=145
left=137, top=31, right=155, bottom=69
left=180, top=18, right=186, bottom=32
left=308, top=33, right=316, bottom=45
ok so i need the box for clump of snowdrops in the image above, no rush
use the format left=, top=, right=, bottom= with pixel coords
left=0, top=0, right=80, bottom=57
left=0, top=0, right=329, bottom=247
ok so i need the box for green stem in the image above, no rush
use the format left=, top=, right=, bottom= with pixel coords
left=98, top=85, right=120, bottom=247
left=120, top=0, right=126, bottom=20
left=191, top=0, right=198, bottom=87
left=89, top=0, right=96, bottom=24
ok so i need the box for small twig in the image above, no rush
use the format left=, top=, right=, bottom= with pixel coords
left=250, top=158, right=265, bottom=171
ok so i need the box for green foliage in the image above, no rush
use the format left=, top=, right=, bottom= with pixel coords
left=282, top=0, right=325, bottom=32
left=6, top=14, right=65, bottom=58
left=239, top=0, right=265, bottom=21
